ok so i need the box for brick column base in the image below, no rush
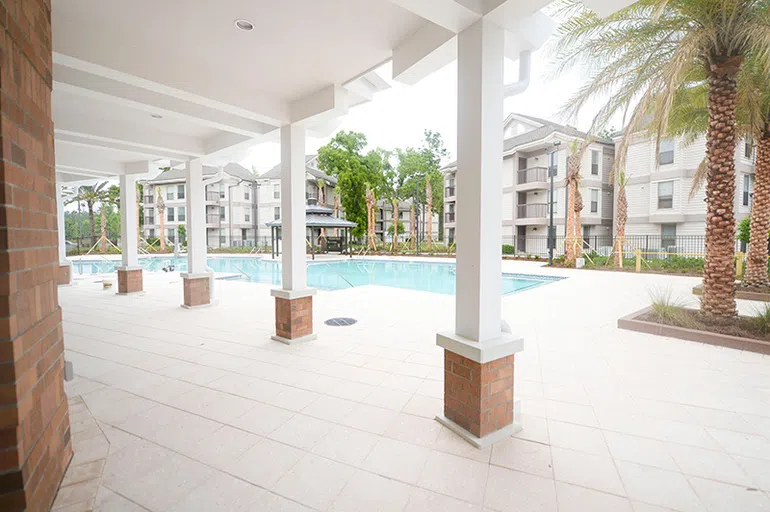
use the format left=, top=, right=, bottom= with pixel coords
left=58, top=263, right=71, bottom=285
left=116, top=267, right=143, bottom=294
left=270, top=289, right=317, bottom=345
left=436, top=332, right=523, bottom=448
left=182, top=273, right=211, bottom=308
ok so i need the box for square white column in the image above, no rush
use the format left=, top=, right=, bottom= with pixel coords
left=186, top=159, right=207, bottom=275
left=278, top=123, right=309, bottom=292
left=454, top=18, right=504, bottom=343
left=56, top=182, right=68, bottom=265
left=119, top=174, right=139, bottom=268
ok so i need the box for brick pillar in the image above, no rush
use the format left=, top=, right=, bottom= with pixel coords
left=270, top=289, right=317, bottom=345
left=0, top=1, right=73, bottom=510
left=116, top=267, right=143, bottom=294
left=181, top=273, right=211, bottom=308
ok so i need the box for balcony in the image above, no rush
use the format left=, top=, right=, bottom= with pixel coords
left=445, top=212, right=455, bottom=223
left=445, top=186, right=455, bottom=198
left=206, top=214, right=222, bottom=225
left=516, top=167, right=549, bottom=190
left=516, top=203, right=548, bottom=225
left=144, top=195, right=154, bottom=204
left=206, top=191, right=221, bottom=203
left=143, top=217, right=155, bottom=226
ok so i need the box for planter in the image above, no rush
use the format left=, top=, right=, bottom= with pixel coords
left=692, top=283, right=770, bottom=302
left=618, top=306, right=770, bottom=355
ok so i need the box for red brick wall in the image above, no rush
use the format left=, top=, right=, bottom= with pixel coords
left=275, top=296, right=312, bottom=339
left=56, top=265, right=69, bottom=286
left=444, top=351, right=514, bottom=438
left=183, top=275, right=210, bottom=308
left=117, top=268, right=142, bottom=294
left=0, top=0, right=72, bottom=510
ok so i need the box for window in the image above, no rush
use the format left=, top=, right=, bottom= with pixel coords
left=661, top=224, right=677, bottom=250
left=744, top=174, right=754, bottom=206
left=244, top=186, right=250, bottom=201
left=591, top=150, right=600, bottom=175
left=549, top=150, right=558, bottom=177
left=167, top=228, right=175, bottom=243
left=219, top=183, right=225, bottom=199
left=448, top=178, right=455, bottom=187
left=245, top=207, right=250, bottom=222
left=657, top=181, right=674, bottom=209
left=273, top=184, right=280, bottom=199
left=220, top=235, right=226, bottom=245
left=274, top=207, right=280, bottom=220
left=148, top=229, right=155, bottom=238
left=547, top=188, right=558, bottom=215
left=745, top=137, right=754, bottom=159
left=177, top=207, right=186, bottom=222
left=167, top=207, right=175, bottom=222
left=518, top=157, right=527, bottom=171
left=590, top=189, right=599, bottom=213
left=177, top=184, right=185, bottom=200
left=659, top=138, right=674, bottom=165
left=166, top=187, right=175, bottom=201
left=220, top=206, right=226, bottom=220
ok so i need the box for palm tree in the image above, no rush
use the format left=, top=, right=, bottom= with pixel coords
left=614, top=171, right=629, bottom=268
left=552, top=0, right=770, bottom=317
left=66, top=182, right=108, bottom=247
left=564, top=142, right=584, bottom=265
left=156, top=187, right=166, bottom=251
left=425, top=179, right=433, bottom=249
left=365, top=184, right=377, bottom=250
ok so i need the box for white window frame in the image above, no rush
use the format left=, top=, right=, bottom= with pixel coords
left=659, top=139, right=675, bottom=165
left=657, top=181, right=674, bottom=209
left=590, top=188, right=599, bottom=213
left=166, top=207, right=175, bottom=222
left=273, top=184, right=280, bottom=199
left=591, top=150, right=600, bottom=175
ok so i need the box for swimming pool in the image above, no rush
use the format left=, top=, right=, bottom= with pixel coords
left=70, top=257, right=561, bottom=295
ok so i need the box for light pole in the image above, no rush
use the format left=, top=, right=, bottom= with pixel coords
left=548, top=140, right=561, bottom=265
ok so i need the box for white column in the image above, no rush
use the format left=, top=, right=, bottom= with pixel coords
left=454, top=18, right=504, bottom=342
left=119, top=174, right=139, bottom=268
left=280, top=123, right=308, bottom=291
left=56, top=182, right=68, bottom=265
left=186, top=159, right=207, bottom=274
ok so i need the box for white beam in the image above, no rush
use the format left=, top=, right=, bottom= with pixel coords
left=54, top=52, right=288, bottom=127
left=387, top=0, right=483, bottom=32
left=55, top=133, right=195, bottom=162
left=53, top=115, right=205, bottom=158
left=279, top=123, right=308, bottom=292
left=290, top=85, right=348, bottom=125
left=392, top=23, right=457, bottom=85
left=54, top=68, right=275, bottom=138
left=581, top=0, right=635, bottom=17
left=186, top=159, right=207, bottom=275
left=203, top=132, right=254, bottom=156
left=55, top=164, right=122, bottom=178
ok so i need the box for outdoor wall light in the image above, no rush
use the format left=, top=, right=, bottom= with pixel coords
left=235, top=19, right=255, bottom=31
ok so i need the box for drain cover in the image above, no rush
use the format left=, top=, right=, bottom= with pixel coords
left=325, top=317, right=357, bottom=327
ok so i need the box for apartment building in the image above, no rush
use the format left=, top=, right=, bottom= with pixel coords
left=143, top=163, right=257, bottom=248
left=618, top=133, right=755, bottom=248
left=443, top=113, right=616, bottom=251
left=259, top=155, right=439, bottom=243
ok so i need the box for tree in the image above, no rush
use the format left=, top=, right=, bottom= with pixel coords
left=564, top=141, right=584, bottom=265
left=614, top=171, right=629, bottom=268
left=177, top=225, right=187, bottom=247
left=66, top=182, right=109, bottom=247
left=552, top=0, right=770, bottom=317
left=318, top=131, right=385, bottom=238
left=365, top=184, right=377, bottom=250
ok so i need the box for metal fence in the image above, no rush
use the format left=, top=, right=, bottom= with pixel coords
left=501, top=234, right=745, bottom=259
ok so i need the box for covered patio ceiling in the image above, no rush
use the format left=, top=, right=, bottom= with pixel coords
left=51, top=0, right=630, bottom=183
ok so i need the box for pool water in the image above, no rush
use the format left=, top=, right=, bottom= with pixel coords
left=71, top=257, right=560, bottom=295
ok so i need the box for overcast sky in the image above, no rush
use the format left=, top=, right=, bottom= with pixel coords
left=240, top=40, right=618, bottom=174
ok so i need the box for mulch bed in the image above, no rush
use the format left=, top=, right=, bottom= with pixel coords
left=641, top=308, right=770, bottom=342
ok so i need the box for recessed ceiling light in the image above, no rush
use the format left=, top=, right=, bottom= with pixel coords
left=151, top=114, right=163, bottom=119
left=234, top=19, right=254, bottom=31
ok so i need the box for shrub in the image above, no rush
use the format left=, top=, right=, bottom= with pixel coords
left=502, top=244, right=515, bottom=255
left=649, top=287, right=688, bottom=323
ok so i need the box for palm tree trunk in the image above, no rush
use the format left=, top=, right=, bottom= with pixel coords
left=426, top=180, right=433, bottom=249
left=88, top=205, right=96, bottom=247
left=100, top=209, right=107, bottom=253
left=614, top=181, right=627, bottom=268
left=702, top=64, right=740, bottom=317
left=743, top=129, right=770, bottom=288
left=565, top=183, right=576, bottom=265
left=391, top=200, right=399, bottom=253
left=159, top=212, right=166, bottom=251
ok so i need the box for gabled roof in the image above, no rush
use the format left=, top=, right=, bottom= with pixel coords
left=260, top=154, right=338, bottom=185
left=442, top=113, right=614, bottom=171
left=148, top=162, right=256, bottom=183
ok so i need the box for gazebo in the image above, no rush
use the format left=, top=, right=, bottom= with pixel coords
left=267, top=202, right=357, bottom=259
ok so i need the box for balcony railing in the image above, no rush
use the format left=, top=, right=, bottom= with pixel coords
left=517, top=167, right=548, bottom=185
left=445, top=186, right=455, bottom=197
left=445, top=212, right=456, bottom=223
left=206, top=191, right=221, bottom=202
left=206, top=214, right=222, bottom=225
left=517, top=203, right=548, bottom=218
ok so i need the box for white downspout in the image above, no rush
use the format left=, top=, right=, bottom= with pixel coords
left=503, top=50, right=532, bottom=97
left=201, top=166, right=225, bottom=302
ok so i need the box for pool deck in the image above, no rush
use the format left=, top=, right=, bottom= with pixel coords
left=58, top=259, right=770, bottom=511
